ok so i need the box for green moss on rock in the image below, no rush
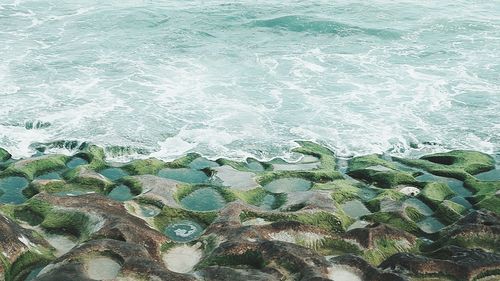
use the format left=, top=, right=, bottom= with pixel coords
left=361, top=212, right=422, bottom=236
left=313, top=180, right=363, bottom=204
left=257, top=169, right=342, bottom=186
left=363, top=238, right=419, bottom=266
left=166, top=153, right=200, bottom=169
left=292, top=141, right=336, bottom=170
left=347, top=154, right=420, bottom=188
left=122, top=158, right=167, bottom=175
left=316, top=237, right=362, bottom=256
left=216, top=158, right=272, bottom=172
left=120, top=176, right=143, bottom=195
left=395, top=150, right=495, bottom=181
left=174, top=184, right=236, bottom=204
left=435, top=200, right=467, bottom=224
left=8, top=250, right=53, bottom=281
left=154, top=206, right=217, bottom=231
left=41, top=210, right=90, bottom=237
left=63, top=166, right=113, bottom=189
left=75, top=145, right=106, bottom=170
left=202, top=249, right=266, bottom=269
left=0, top=148, right=11, bottom=162
left=420, top=182, right=454, bottom=206
left=405, top=206, right=426, bottom=223
left=240, top=210, right=352, bottom=233
left=22, top=180, right=66, bottom=198
left=17, top=199, right=92, bottom=238
left=464, top=177, right=500, bottom=194
left=2, top=155, right=68, bottom=180
left=434, top=233, right=499, bottom=253
left=475, top=194, right=500, bottom=213
left=348, top=154, right=397, bottom=171
left=348, top=169, right=418, bottom=189
left=232, top=188, right=268, bottom=206
left=366, top=190, right=406, bottom=212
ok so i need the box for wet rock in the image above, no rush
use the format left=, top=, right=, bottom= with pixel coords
left=473, top=185, right=500, bottom=213
left=203, top=240, right=332, bottom=281
left=258, top=170, right=343, bottom=189
left=278, top=191, right=337, bottom=212
left=0, top=144, right=498, bottom=280
left=23, top=179, right=67, bottom=198
left=240, top=205, right=351, bottom=233
left=431, top=210, right=500, bottom=252
left=200, top=266, right=281, bottom=281
left=73, top=145, right=106, bottom=170
left=419, top=182, right=455, bottom=207
left=435, top=199, right=467, bottom=224
left=0, top=147, right=11, bottom=162
left=344, top=223, right=416, bottom=249
left=167, top=153, right=202, bottom=169
left=0, top=214, right=53, bottom=281
left=213, top=165, right=258, bottom=190
left=395, top=150, right=495, bottom=181
left=366, top=190, right=406, bottom=212
left=291, top=141, right=337, bottom=170
left=128, top=175, right=181, bottom=208
left=2, top=155, right=68, bottom=180
left=361, top=206, right=423, bottom=236
left=347, top=154, right=420, bottom=189
left=380, top=246, right=500, bottom=281
left=329, top=254, right=407, bottom=281
left=342, top=223, right=417, bottom=265
left=26, top=193, right=168, bottom=261
left=33, top=239, right=195, bottom=281
left=64, top=166, right=113, bottom=189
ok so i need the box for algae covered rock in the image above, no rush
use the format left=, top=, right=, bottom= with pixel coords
left=419, top=182, right=454, bottom=206
left=474, top=190, right=500, bottom=213
left=127, top=175, right=179, bottom=207
left=0, top=143, right=498, bottom=280
left=380, top=246, right=500, bottom=281
left=2, top=154, right=69, bottom=180
left=200, top=266, right=281, bottom=281
left=347, top=154, right=419, bottom=188
left=435, top=199, right=467, bottom=224
left=395, top=150, right=495, bottom=180
left=0, top=214, right=54, bottom=281
left=122, top=158, right=167, bottom=175
left=33, top=238, right=196, bottom=281
left=0, top=148, right=11, bottom=162
left=431, top=210, right=500, bottom=253
left=292, top=140, right=337, bottom=170
left=202, top=240, right=333, bottom=280
left=339, top=223, right=419, bottom=266
left=64, top=166, right=113, bottom=189
left=329, top=254, right=406, bottom=281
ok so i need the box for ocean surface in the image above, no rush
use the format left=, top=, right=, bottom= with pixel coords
left=1, top=0, right=499, bottom=161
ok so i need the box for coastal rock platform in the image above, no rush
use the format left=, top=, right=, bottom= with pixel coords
left=0, top=142, right=499, bottom=281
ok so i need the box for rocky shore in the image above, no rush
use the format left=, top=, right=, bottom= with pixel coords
left=0, top=142, right=499, bottom=281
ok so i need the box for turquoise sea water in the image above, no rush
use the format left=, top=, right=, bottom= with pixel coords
left=0, top=1, right=499, bottom=161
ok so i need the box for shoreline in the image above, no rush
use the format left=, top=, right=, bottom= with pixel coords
left=0, top=141, right=499, bottom=280
left=2, top=138, right=498, bottom=166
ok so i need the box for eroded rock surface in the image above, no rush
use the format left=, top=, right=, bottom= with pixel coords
left=0, top=142, right=498, bottom=280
